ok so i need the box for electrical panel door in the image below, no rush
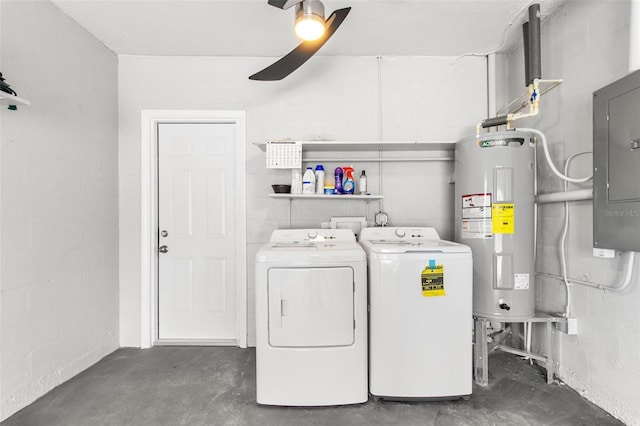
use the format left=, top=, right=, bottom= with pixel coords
left=593, top=70, right=640, bottom=251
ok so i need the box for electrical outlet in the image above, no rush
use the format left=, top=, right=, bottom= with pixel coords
left=556, top=317, right=578, bottom=335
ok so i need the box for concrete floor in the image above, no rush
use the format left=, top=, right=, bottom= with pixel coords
left=1, top=347, right=624, bottom=426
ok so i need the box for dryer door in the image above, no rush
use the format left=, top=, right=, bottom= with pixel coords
left=268, top=267, right=354, bottom=347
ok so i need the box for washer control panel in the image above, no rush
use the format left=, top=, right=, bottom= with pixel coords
left=360, top=227, right=441, bottom=243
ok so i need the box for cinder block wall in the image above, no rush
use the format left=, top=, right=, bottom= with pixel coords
left=503, top=1, right=640, bottom=424
left=0, top=1, right=119, bottom=420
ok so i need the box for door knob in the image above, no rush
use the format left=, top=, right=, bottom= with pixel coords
left=160, top=230, right=168, bottom=237
left=158, top=245, right=169, bottom=253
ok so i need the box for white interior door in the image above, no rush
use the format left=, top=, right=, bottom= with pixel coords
left=157, top=122, right=238, bottom=342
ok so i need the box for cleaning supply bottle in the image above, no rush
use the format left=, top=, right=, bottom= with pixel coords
left=343, top=166, right=355, bottom=194
left=314, top=165, right=325, bottom=194
left=359, top=170, right=368, bottom=195
left=291, top=168, right=302, bottom=194
left=324, top=173, right=335, bottom=194
left=302, top=167, right=315, bottom=195
left=334, top=167, right=344, bottom=194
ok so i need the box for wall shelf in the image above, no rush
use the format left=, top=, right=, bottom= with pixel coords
left=302, top=155, right=454, bottom=163
left=254, top=140, right=455, bottom=152
left=0, top=92, right=31, bottom=106
left=269, top=194, right=383, bottom=201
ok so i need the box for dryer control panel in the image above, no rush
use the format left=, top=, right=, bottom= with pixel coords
left=270, top=229, right=356, bottom=244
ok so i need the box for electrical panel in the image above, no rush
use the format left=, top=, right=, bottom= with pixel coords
left=593, top=69, right=640, bottom=251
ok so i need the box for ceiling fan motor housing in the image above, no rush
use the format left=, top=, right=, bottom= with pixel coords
left=296, top=0, right=324, bottom=19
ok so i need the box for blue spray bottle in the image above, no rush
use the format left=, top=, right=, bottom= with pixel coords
left=342, top=166, right=355, bottom=194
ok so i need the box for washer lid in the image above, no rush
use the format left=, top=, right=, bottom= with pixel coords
left=359, top=227, right=470, bottom=254
left=362, top=239, right=470, bottom=254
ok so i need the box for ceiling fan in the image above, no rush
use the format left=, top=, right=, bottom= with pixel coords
left=249, top=0, right=351, bottom=81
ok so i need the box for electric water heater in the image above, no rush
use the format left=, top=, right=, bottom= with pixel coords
left=454, top=131, right=535, bottom=321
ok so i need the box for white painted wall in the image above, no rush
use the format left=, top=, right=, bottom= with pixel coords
left=118, top=55, right=486, bottom=347
left=0, top=1, right=119, bottom=420
left=501, top=1, right=639, bottom=424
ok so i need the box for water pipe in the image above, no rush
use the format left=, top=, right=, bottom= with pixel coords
left=476, top=79, right=542, bottom=134
left=535, top=189, right=592, bottom=204
left=537, top=252, right=637, bottom=293
left=630, top=0, right=640, bottom=73
left=517, top=128, right=592, bottom=183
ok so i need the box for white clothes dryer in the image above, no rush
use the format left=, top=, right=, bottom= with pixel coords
left=360, top=227, right=473, bottom=400
left=255, top=229, right=368, bottom=406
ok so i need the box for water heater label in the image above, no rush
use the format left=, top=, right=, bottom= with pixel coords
left=421, top=264, right=445, bottom=297
left=461, top=193, right=493, bottom=239
left=514, top=273, right=530, bottom=290
left=492, top=203, right=515, bottom=234
left=462, top=193, right=491, bottom=208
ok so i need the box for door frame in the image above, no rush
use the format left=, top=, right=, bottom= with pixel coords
left=140, top=110, right=247, bottom=348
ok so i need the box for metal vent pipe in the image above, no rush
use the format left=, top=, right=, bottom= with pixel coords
left=523, top=4, right=541, bottom=85
left=522, top=22, right=531, bottom=86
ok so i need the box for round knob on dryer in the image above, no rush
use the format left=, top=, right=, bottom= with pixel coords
left=394, top=228, right=406, bottom=238
left=307, top=231, right=318, bottom=239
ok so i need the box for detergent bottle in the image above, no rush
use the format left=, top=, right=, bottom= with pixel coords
left=324, top=173, right=335, bottom=194
left=314, top=165, right=325, bottom=194
left=334, top=167, right=344, bottom=194
left=290, top=168, right=302, bottom=194
left=342, top=166, right=355, bottom=194
left=302, top=167, right=315, bottom=195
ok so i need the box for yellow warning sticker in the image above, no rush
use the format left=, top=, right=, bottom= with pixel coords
left=421, top=264, right=445, bottom=297
left=492, top=203, right=515, bottom=234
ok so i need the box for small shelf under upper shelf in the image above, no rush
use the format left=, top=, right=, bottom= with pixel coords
left=254, top=140, right=455, bottom=152
left=269, top=194, right=383, bottom=201
left=0, top=92, right=31, bottom=106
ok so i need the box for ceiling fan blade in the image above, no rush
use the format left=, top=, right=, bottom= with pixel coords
left=268, top=0, right=303, bottom=10
left=249, top=7, right=351, bottom=81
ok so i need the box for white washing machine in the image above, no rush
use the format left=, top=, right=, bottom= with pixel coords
left=360, top=227, right=473, bottom=400
left=255, top=229, right=368, bottom=406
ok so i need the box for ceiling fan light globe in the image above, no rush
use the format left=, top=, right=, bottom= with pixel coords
left=294, top=0, right=325, bottom=41
left=295, top=16, right=325, bottom=41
